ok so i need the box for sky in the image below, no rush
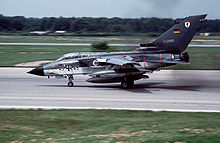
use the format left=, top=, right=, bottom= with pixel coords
left=0, top=0, right=220, bottom=19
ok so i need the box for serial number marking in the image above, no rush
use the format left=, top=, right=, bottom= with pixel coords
left=58, top=65, right=79, bottom=71
left=163, top=39, right=174, bottom=43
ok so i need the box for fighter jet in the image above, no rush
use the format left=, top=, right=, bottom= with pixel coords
left=28, top=14, right=207, bottom=88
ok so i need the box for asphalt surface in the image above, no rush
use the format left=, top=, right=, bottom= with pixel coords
left=0, top=68, right=220, bottom=112
left=0, top=42, right=220, bottom=47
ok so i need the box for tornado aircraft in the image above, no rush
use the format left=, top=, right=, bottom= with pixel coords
left=28, top=14, right=207, bottom=88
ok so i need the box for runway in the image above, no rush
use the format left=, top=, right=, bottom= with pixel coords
left=0, top=68, right=220, bottom=112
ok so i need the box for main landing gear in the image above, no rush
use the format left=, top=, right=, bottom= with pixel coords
left=121, top=77, right=134, bottom=89
left=67, top=75, right=74, bottom=87
left=67, top=75, right=135, bottom=88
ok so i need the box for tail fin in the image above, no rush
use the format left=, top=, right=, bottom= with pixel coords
left=152, top=14, right=207, bottom=53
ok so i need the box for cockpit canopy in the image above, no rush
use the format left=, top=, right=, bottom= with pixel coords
left=56, top=52, right=94, bottom=61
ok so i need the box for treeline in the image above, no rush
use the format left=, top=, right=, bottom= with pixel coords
left=0, top=14, right=220, bottom=34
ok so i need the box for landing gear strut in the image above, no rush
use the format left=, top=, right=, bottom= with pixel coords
left=121, top=77, right=134, bottom=89
left=67, top=75, right=74, bottom=87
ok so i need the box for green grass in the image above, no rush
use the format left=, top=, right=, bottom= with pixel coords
left=0, top=110, right=220, bottom=143
left=0, top=36, right=94, bottom=43
left=0, top=45, right=136, bottom=66
left=0, top=35, right=152, bottom=44
left=0, top=45, right=220, bottom=70
left=194, top=36, right=220, bottom=40
left=167, top=46, right=220, bottom=70
left=1, top=35, right=220, bottom=44
left=0, top=35, right=220, bottom=69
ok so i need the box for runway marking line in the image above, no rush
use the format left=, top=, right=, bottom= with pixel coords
left=0, top=106, right=220, bottom=113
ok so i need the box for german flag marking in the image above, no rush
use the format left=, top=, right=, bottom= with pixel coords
left=173, top=29, right=180, bottom=34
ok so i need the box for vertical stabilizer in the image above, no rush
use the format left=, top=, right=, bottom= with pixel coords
left=152, top=14, right=207, bottom=53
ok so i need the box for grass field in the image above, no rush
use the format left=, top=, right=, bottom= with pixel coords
left=1, top=35, right=220, bottom=44
left=0, top=35, right=220, bottom=69
left=0, top=35, right=152, bottom=44
left=167, top=46, right=220, bottom=70
left=0, top=45, right=220, bottom=70
left=0, top=45, right=136, bottom=66
left=0, top=110, right=220, bottom=143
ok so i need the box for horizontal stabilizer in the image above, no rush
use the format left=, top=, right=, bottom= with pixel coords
left=147, top=60, right=190, bottom=65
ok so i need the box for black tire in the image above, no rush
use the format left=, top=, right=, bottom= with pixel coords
left=121, top=80, right=129, bottom=89
left=68, top=82, right=74, bottom=87
left=121, top=78, right=134, bottom=89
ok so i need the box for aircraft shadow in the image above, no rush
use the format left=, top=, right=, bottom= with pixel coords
left=39, top=81, right=204, bottom=94
left=127, top=83, right=204, bottom=93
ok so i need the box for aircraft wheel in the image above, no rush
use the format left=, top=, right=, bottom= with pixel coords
left=68, top=82, right=74, bottom=87
left=121, top=80, right=129, bottom=89
left=121, top=78, right=134, bottom=89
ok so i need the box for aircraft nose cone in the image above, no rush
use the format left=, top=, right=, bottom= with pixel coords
left=28, top=66, right=44, bottom=76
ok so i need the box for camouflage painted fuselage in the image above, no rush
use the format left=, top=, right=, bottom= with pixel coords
left=43, top=51, right=176, bottom=77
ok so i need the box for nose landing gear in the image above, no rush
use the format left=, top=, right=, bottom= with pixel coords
left=68, top=81, right=74, bottom=87
left=67, top=75, right=74, bottom=87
